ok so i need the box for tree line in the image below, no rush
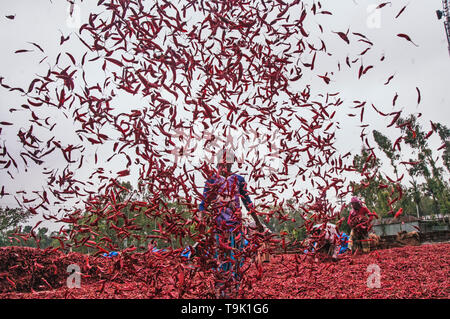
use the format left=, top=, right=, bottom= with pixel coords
left=1, top=115, right=448, bottom=250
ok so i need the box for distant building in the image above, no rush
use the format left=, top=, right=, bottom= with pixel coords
left=372, top=215, right=420, bottom=237
left=418, top=214, right=450, bottom=233
left=373, top=214, right=450, bottom=237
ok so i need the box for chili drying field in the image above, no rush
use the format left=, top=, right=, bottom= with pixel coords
left=1, top=242, right=448, bottom=299
left=1, top=0, right=450, bottom=303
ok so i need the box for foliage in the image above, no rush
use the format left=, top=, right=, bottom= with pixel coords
left=0, top=207, right=33, bottom=246
left=351, top=116, right=450, bottom=218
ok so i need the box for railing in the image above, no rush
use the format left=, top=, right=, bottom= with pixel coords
left=419, top=214, right=450, bottom=221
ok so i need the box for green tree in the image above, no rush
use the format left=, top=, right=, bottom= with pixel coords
left=373, top=130, right=401, bottom=178
left=373, top=129, right=421, bottom=217
left=69, top=179, right=196, bottom=254
left=396, top=115, right=450, bottom=215
left=432, top=122, right=450, bottom=173
left=0, top=207, right=33, bottom=246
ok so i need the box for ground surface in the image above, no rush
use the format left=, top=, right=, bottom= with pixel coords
left=0, top=243, right=448, bottom=299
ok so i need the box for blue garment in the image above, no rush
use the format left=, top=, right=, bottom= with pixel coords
left=214, top=231, right=245, bottom=282
left=181, top=246, right=193, bottom=259
left=198, top=174, right=253, bottom=227
left=304, top=233, right=350, bottom=255
left=103, top=251, right=118, bottom=258
left=152, top=247, right=166, bottom=254
left=198, top=173, right=254, bottom=287
left=339, top=233, right=349, bottom=254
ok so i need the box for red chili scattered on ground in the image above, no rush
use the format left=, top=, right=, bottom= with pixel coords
left=0, top=243, right=448, bottom=299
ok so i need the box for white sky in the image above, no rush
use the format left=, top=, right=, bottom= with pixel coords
left=0, top=0, right=449, bottom=231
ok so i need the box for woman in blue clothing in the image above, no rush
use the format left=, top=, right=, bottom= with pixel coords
left=198, top=149, right=264, bottom=296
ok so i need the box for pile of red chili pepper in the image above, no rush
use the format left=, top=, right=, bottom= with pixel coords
left=1, top=243, right=448, bottom=299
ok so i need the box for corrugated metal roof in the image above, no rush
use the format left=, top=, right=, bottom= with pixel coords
left=372, top=215, right=419, bottom=226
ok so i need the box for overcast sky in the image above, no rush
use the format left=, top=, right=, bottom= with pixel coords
left=0, top=0, right=449, bottom=230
